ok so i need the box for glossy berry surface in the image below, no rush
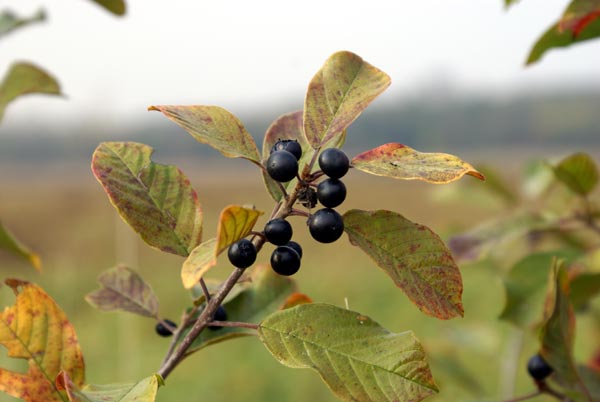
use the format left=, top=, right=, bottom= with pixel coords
left=285, top=241, right=303, bottom=259
left=227, top=239, right=257, bottom=269
left=264, top=218, right=293, bottom=245
left=266, top=150, right=298, bottom=182
left=317, top=178, right=347, bottom=208
left=308, top=208, right=344, bottom=243
left=270, top=246, right=301, bottom=276
left=208, top=305, right=228, bottom=330
left=155, top=319, right=177, bottom=337
left=527, top=354, right=553, bottom=381
left=318, top=148, right=349, bottom=179
left=271, top=139, right=302, bottom=161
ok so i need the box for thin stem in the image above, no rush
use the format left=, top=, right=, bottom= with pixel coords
left=208, top=321, right=259, bottom=330
left=502, top=390, right=541, bottom=402
left=538, top=381, right=574, bottom=402
left=199, top=278, right=211, bottom=302
left=289, top=208, right=310, bottom=218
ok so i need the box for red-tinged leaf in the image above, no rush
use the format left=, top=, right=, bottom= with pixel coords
left=304, top=51, right=390, bottom=149
left=92, top=142, right=203, bottom=257
left=559, top=0, right=600, bottom=36
left=0, top=9, right=45, bottom=38
left=0, top=279, right=85, bottom=402
left=85, top=265, right=159, bottom=318
left=343, top=209, right=464, bottom=320
left=57, top=371, right=158, bottom=402
left=181, top=238, right=217, bottom=289
left=0, top=221, right=41, bottom=271
left=352, top=143, right=484, bottom=184
left=552, top=152, right=599, bottom=196
left=539, top=260, right=593, bottom=399
left=88, top=0, right=126, bottom=16
left=0, top=62, right=61, bottom=122
left=215, top=205, right=263, bottom=255
left=281, top=292, right=312, bottom=309
left=148, top=105, right=261, bottom=163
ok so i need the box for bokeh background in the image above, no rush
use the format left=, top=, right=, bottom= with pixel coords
left=1, top=1, right=599, bottom=401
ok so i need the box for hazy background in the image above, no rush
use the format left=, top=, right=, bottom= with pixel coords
left=1, top=1, right=599, bottom=402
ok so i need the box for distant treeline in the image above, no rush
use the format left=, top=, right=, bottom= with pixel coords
left=1, top=91, right=599, bottom=162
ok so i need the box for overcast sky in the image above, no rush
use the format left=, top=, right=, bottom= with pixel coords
left=1, top=0, right=599, bottom=129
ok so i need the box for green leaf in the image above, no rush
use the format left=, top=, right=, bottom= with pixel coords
left=259, top=303, right=438, bottom=402
left=504, top=0, right=520, bottom=7
left=499, top=251, right=579, bottom=328
left=527, top=19, right=600, bottom=65
left=344, top=209, right=463, bottom=320
left=304, top=51, right=390, bottom=149
left=552, top=152, right=599, bottom=196
left=181, top=238, right=217, bottom=289
left=570, top=272, right=600, bottom=310
left=352, top=143, right=485, bottom=184
left=85, top=265, right=159, bottom=318
left=181, top=264, right=297, bottom=352
left=215, top=205, right=263, bottom=255
left=57, top=371, right=158, bottom=402
left=539, top=260, right=592, bottom=399
left=0, top=9, right=45, bottom=38
left=0, top=62, right=61, bottom=123
left=471, top=164, right=518, bottom=206
left=148, top=105, right=261, bottom=163
left=88, top=0, right=126, bottom=16
left=0, top=221, right=41, bottom=271
left=92, top=142, right=203, bottom=257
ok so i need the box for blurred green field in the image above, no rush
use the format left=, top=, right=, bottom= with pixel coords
left=0, top=156, right=587, bottom=402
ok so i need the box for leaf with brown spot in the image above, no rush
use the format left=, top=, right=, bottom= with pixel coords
left=0, top=279, right=85, bottom=402
left=303, top=51, right=390, bottom=149
left=0, top=62, right=61, bottom=122
left=57, top=371, right=158, bottom=401
left=0, top=221, right=41, bottom=271
left=92, top=142, right=203, bottom=257
left=352, top=143, right=485, bottom=184
left=215, top=205, right=263, bottom=255
left=85, top=265, right=159, bottom=318
left=344, top=209, right=464, bottom=319
left=149, top=105, right=261, bottom=163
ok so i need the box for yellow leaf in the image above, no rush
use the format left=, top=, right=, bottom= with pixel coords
left=181, top=239, right=218, bottom=289
left=215, top=205, right=263, bottom=255
left=0, top=279, right=85, bottom=401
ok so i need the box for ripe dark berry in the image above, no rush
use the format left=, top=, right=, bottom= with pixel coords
left=271, top=139, right=302, bottom=160
left=270, top=246, right=301, bottom=276
left=155, top=319, right=177, bottom=337
left=227, top=239, right=257, bottom=269
left=285, top=241, right=303, bottom=259
left=266, top=150, right=298, bottom=182
left=318, top=148, right=349, bottom=179
left=317, top=178, right=347, bottom=208
left=264, top=218, right=293, bottom=245
left=527, top=354, right=553, bottom=381
left=209, top=305, right=228, bottom=330
left=308, top=208, right=344, bottom=243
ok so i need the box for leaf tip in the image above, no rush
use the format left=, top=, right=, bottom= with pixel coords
left=467, top=170, right=486, bottom=181
left=147, top=105, right=160, bottom=112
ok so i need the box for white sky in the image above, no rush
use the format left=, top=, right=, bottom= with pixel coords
left=1, top=0, right=599, bottom=128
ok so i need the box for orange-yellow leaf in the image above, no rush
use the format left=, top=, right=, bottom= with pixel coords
left=352, top=143, right=485, bottom=184
left=57, top=371, right=159, bottom=402
left=0, top=279, right=85, bottom=401
left=281, top=292, right=312, bottom=309
left=215, top=205, right=263, bottom=255
left=181, top=238, right=218, bottom=289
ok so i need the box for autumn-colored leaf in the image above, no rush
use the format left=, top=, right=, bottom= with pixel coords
left=352, top=143, right=484, bottom=184
left=57, top=371, right=158, bottom=402
left=92, top=142, right=203, bottom=256
left=0, top=9, right=45, bottom=38
left=88, top=0, right=126, bottom=15
left=0, top=221, right=41, bottom=271
left=85, top=265, right=159, bottom=318
left=344, top=209, right=464, bottom=319
left=280, top=292, right=312, bottom=309
left=148, top=105, right=261, bottom=163
left=552, top=152, right=599, bottom=196
left=304, top=51, right=390, bottom=149
left=215, top=205, right=263, bottom=255
left=0, top=279, right=85, bottom=402
left=181, top=238, right=218, bottom=289
left=559, top=0, right=600, bottom=37
left=259, top=303, right=438, bottom=402
left=0, top=62, right=61, bottom=122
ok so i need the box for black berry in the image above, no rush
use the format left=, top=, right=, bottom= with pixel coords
left=317, top=178, right=347, bottom=208
left=155, top=319, right=177, bottom=337
left=270, top=246, right=301, bottom=276
left=271, top=139, right=302, bottom=161
left=527, top=354, right=553, bottom=381
left=209, top=305, right=228, bottom=330
left=285, top=241, right=303, bottom=259
left=318, top=148, right=349, bottom=179
left=264, top=218, right=293, bottom=245
left=266, top=150, right=298, bottom=182
left=227, top=239, right=257, bottom=269
left=308, top=208, right=344, bottom=243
